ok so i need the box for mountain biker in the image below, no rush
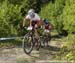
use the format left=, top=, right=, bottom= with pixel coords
left=23, top=9, right=42, bottom=45
left=42, top=19, right=52, bottom=46
left=43, top=19, right=52, bottom=32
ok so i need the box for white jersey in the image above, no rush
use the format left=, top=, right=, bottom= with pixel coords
left=25, top=13, right=40, bottom=21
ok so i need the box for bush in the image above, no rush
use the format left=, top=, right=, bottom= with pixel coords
left=40, top=0, right=66, bottom=34
left=62, top=0, right=75, bottom=33
left=0, top=0, right=22, bottom=37
left=61, top=34, right=75, bottom=60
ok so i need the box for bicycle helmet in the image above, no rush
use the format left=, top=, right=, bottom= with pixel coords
left=28, top=9, right=35, bottom=17
left=43, top=19, right=49, bottom=24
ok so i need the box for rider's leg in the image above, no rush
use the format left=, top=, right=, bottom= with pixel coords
left=35, top=20, right=41, bottom=39
left=35, top=28, right=39, bottom=39
left=34, top=24, right=39, bottom=47
left=30, top=20, right=32, bottom=27
left=34, top=21, right=41, bottom=47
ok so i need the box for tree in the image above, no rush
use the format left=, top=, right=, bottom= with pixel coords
left=0, top=0, right=22, bottom=37
left=40, top=0, right=66, bottom=34
left=62, top=0, right=75, bottom=33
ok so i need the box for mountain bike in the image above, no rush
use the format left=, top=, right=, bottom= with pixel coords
left=22, top=21, right=41, bottom=54
left=40, top=29, right=51, bottom=47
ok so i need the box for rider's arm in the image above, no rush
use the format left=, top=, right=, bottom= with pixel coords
left=23, top=15, right=31, bottom=27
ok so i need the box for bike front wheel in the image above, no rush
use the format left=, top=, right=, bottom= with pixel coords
left=22, top=33, right=34, bottom=54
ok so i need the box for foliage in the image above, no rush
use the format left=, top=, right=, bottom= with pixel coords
left=40, top=0, right=66, bottom=34
left=59, top=34, right=75, bottom=60
left=0, top=0, right=22, bottom=37
left=0, top=0, right=55, bottom=37
left=62, top=0, right=75, bottom=33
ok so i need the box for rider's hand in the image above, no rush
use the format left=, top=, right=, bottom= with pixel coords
left=22, top=26, right=26, bottom=29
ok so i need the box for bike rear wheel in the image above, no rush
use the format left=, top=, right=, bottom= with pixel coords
left=22, top=33, right=34, bottom=54
left=41, top=33, right=50, bottom=47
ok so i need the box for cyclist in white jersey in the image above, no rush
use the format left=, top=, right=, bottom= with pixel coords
left=23, top=9, right=42, bottom=29
left=23, top=9, right=42, bottom=40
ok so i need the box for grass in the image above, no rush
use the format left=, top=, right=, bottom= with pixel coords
left=16, top=59, right=29, bottom=63
left=0, top=39, right=22, bottom=48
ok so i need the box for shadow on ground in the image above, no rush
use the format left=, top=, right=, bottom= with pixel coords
left=41, top=45, right=61, bottom=51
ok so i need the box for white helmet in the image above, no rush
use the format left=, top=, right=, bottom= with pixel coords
left=28, top=9, right=35, bottom=17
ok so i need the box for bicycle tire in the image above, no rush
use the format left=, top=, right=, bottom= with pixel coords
left=22, top=33, right=34, bottom=54
left=42, top=34, right=49, bottom=47
left=43, top=33, right=51, bottom=47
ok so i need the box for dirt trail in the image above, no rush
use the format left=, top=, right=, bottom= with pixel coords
left=0, top=39, right=63, bottom=63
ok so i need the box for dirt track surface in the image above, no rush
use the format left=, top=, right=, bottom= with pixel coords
left=0, top=39, right=63, bottom=63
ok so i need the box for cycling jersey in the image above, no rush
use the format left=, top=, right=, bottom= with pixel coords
left=45, top=24, right=50, bottom=29
left=26, top=13, right=40, bottom=21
